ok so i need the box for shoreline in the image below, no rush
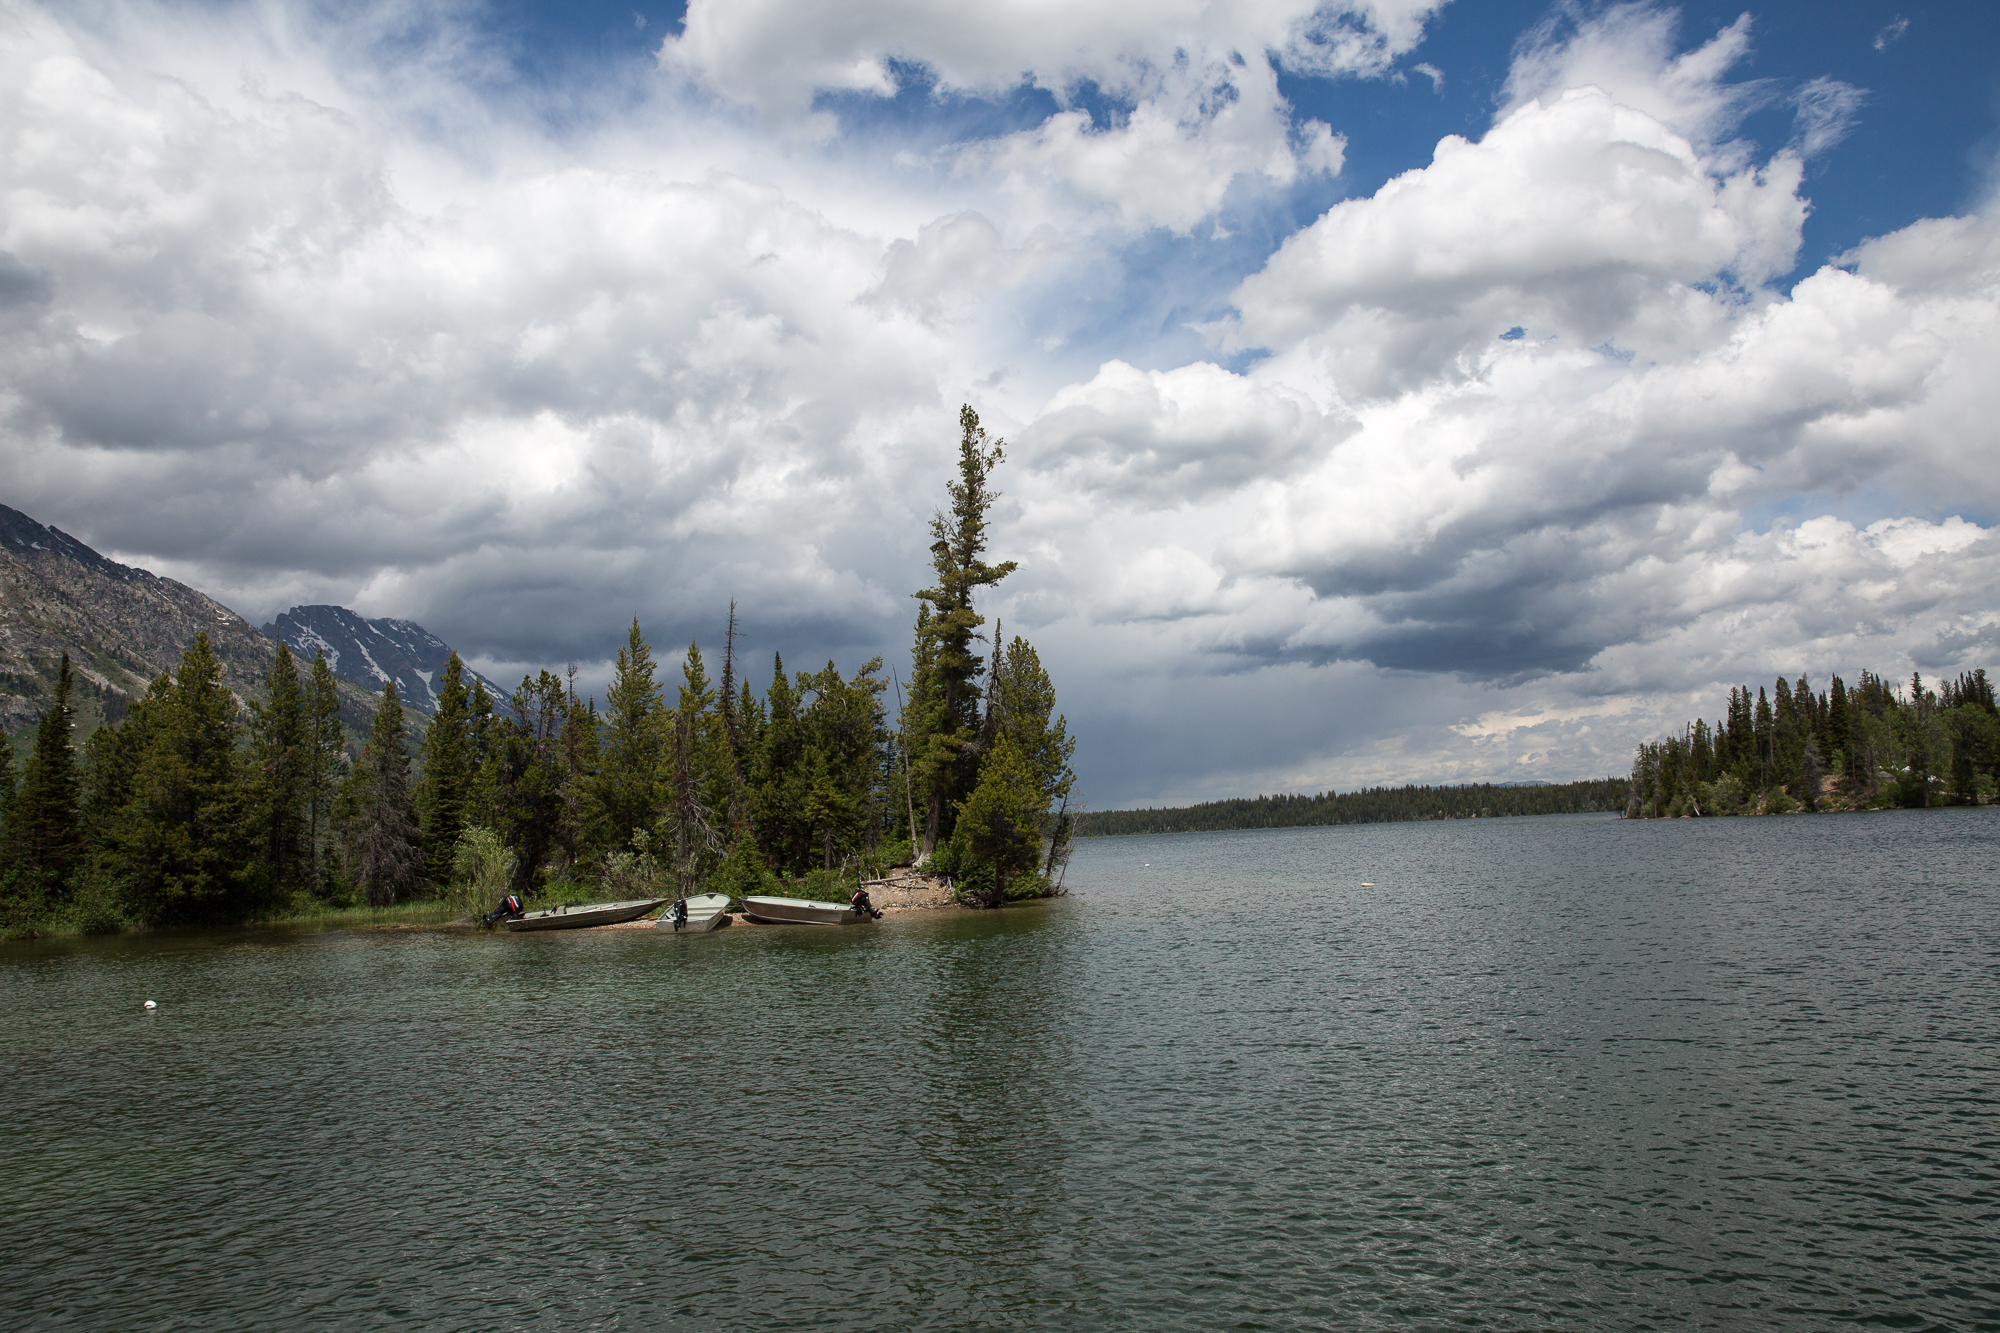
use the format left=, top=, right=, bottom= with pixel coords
left=2, top=873, right=1023, bottom=943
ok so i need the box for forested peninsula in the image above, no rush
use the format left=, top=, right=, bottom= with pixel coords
left=1626, top=668, right=1998, bottom=816
left=1081, top=778, right=1629, bottom=836
left=0, top=408, right=1076, bottom=938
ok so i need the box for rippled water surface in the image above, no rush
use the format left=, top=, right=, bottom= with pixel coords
left=6, top=810, right=1999, bottom=1330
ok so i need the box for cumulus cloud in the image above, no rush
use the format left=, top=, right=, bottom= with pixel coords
left=663, top=0, right=1443, bottom=115
left=0, top=2, right=971, bottom=674
left=1229, top=84, right=1807, bottom=367
left=663, top=0, right=1428, bottom=232
left=992, top=5, right=2000, bottom=792
left=2, top=0, right=1996, bottom=805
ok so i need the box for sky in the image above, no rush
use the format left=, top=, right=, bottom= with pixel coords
left=2, top=0, right=1998, bottom=807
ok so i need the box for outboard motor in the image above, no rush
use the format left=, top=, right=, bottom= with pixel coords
left=481, top=893, right=524, bottom=927
left=669, top=898, right=689, bottom=932
left=850, top=887, right=883, bottom=920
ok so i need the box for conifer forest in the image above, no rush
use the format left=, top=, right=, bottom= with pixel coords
left=1081, top=778, right=1630, bottom=836
left=1626, top=668, right=1999, bottom=817
left=0, top=408, right=1076, bottom=935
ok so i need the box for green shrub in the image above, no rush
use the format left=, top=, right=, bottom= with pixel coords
left=952, top=860, right=994, bottom=905
left=599, top=831, right=668, bottom=902
left=1003, top=871, right=1047, bottom=901
left=73, top=870, right=130, bottom=936
left=786, top=867, right=853, bottom=903
left=706, top=834, right=778, bottom=903
left=857, top=837, right=914, bottom=879
left=447, top=826, right=517, bottom=924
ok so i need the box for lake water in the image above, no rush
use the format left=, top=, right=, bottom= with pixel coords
left=5, top=810, right=1997, bottom=1331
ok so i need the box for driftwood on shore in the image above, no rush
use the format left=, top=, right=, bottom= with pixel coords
left=859, top=872, right=957, bottom=911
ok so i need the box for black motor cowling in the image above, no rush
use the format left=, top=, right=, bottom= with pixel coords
left=481, top=894, right=524, bottom=927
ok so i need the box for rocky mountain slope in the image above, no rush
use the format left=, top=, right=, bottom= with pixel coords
left=2, top=503, right=381, bottom=742
left=263, top=605, right=504, bottom=716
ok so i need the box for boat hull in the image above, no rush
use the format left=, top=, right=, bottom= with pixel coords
left=505, top=898, right=669, bottom=931
left=659, top=893, right=733, bottom=932
left=740, top=894, right=873, bottom=926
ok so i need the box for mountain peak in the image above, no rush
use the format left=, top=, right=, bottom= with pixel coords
left=263, top=605, right=500, bottom=715
left=0, top=504, right=151, bottom=585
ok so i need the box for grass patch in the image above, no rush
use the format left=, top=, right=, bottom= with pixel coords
left=250, top=899, right=460, bottom=931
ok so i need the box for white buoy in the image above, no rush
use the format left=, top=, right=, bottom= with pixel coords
left=143, top=999, right=157, bottom=1010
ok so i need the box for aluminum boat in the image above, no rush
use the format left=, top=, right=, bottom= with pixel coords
left=505, top=898, right=670, bottom=932
left=657, top=893, right=733, bottom=932
left=740, top=894, right=875, bottom=925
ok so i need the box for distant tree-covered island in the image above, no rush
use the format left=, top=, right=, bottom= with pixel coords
left=0, top=407, right=1075, bottom=938
left=1626, top=669, right=1998, bottom=817
left=1081, top=778, right=1630, bottom=836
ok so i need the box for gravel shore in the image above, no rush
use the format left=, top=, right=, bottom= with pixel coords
left=598, top=874, right=961, bottom=929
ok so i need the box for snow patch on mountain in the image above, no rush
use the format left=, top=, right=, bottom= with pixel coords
left=261, top=605, right=499, bottom=716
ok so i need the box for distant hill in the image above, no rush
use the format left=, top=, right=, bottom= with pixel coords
left=1078, top=778, right=1630, bottom=836
left=262, top=605, right=504, bottom=716
left=1, top=503, right=380, bottom=743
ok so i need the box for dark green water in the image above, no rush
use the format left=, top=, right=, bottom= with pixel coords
left=5, top=810, right=1997, bottom=1331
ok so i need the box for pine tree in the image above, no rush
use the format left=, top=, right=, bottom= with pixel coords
left=1829, top=675, right=1851, bottom=781
left=1753, top=686, right=1774, bottom=792
left=675, top=639, right=740, bottom=848
left=907, top=405, right=1018, bottom=857
left=594, top=620, right=664, bottom=852
left=249, top=643, right=308, bottom=893
left=11, top=653, right=84, bottom=895
left=989, top=636, right=1076, bottom=815
left=751, top=653, right=808, bottom=872
left=119, top=633, right=252, bottom=923
left=558, top=672, right=598, bottom=877
left=951, top=734, right=1043, bottom=907
left=417, top=652, right=474, bottom=883
left=466, top=676, right=496, bottom=822
left=488, top=671, right=571, bottom=896
left=343, top=681, right=420, bottom=905
left=304, top=653, right=343, bottom=894
left=0, top=726, right=17, bottom=891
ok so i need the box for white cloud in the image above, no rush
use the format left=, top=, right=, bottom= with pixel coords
left=989, top=6, right=2000, bottom=791
left=2, top=0, right=1997, bottom=807
left=662, top=0, right=1444, bottom=116
left=663, top=0, right=1429, bottom=232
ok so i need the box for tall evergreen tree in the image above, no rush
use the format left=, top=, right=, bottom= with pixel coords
left=676, top=639, right=740, bottom=843
left=558, top=672, right=598, bottom=876
left=1753, top=686, right=1774, bottom=789
left=465, top=676, right=497, bottom=824
left=989, top=636, right=1077, bottom=817
left=751, top=653, right=806, bottom=871
left=906, top=405, right=1018, bottom=857
left=304, top=653, right=343, bottom=894
left=118, top=634, right=252, bottom=923
left=342, top=681, right=420, bottom=905
left=11, top=653, right=84, bottom=894
left=1828, top=675, right=1851, bottom=780
left=0, top=729, right=16, bottom=878
left=418, top=651, right=474, bottom=883
left=488, top=671, right=571, bottom=896
left=951, top=734, right=1043, bottom=906
left=249, top=643, right=308, bottom=893
left=594, top=620, right=663, bottom=851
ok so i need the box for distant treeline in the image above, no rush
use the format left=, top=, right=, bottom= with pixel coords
left=1627, top=668, right=1997, bottom=817
left=1078, top=778, right=1630, bottom=836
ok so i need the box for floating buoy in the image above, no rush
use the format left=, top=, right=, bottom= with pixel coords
left=1360, top=883, right=1375, bottom=887
left=143, top=1000, right=157, bottom=1010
